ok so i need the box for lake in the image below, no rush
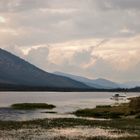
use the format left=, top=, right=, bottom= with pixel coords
left=0, top=92, right=140, bottom=121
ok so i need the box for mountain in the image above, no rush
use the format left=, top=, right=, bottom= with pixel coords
left=128, top=87, right=140, bottom=92
left=0, top=48, right=90, bottom=90
left=123, top=81, right=140, bottom=88
left=93, top=78, right=120, bottom=89
left=53, top=72, right=104, bottom=89
left=54, top=72, right=120, bottom=89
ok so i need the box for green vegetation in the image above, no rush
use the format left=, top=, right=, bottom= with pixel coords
left=129, top=96, right=140, bottom=113
left=0, top=118, right=140, bottom=139
left=74, top=96, right=140, bottom=119
left=11, top=103, right=56, bottom=110
left=41, top=111, right=57, bottom=113
left=96, top=105, right=111, bottom=108
left=75, top=137, right=140, bottom=140
left=74, top=104, right=129, bottom=118
left=0, top=118, right=140, bottom=131
left=136, top=114, right=140, bottom=119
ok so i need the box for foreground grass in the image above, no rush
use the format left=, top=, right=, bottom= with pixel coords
left=0, top=118, right=140, bottom=131
left=11, top=103, right=56, bottom=110
left=74, top=96, right=140, bottom=119
left=0, top=118, right=140, bottom=140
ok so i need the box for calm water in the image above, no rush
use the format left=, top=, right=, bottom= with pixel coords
left=0, top=92, right=140, bottom=121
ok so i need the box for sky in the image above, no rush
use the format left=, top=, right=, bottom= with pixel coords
left=0, top=0, right=140, bottom=82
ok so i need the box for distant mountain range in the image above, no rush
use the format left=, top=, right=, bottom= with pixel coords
left=54, top=72, right=140, bottom=89
left=54, top=72, right=120, bottom=89
left=123, top=81, right=140, bottom=88
left=0, top=48, right=140, bottom=91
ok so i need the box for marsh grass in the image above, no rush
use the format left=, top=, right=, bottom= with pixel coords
left=135, top=113, right=140, bottom=118
left=74, top=96, right=140, bottom=119
left=0, top=118, right=139, bottom=140
left=74, top=104, right=128, bottom=118
left=86, top=137, right=140, bottom=140
left=0, top=118, right=140, bottom=131
left=11, top=103, right=56, bottom=110
left=41, top=111, right=57, bottom=114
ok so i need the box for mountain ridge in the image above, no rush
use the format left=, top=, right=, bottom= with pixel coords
left=54, top=71, right=120, bottom=89
left=0, top=48, right=90, bottom=89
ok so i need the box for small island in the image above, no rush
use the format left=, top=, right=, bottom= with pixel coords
left=11, top=103, right=56, bottom=110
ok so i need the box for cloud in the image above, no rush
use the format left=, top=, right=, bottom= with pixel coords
left=25, top=46, right=50, bottom=70
left=0, top=0, right=140, bottom=82
left=0, top=0, right=140, bottom=47
left=90, top=0, right=140, bottom=11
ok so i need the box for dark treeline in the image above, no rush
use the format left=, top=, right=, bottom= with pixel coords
left=0, top=83, right=140, bottom=92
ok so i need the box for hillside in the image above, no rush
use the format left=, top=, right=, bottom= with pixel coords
left=0, top=48, right=90, bottom=90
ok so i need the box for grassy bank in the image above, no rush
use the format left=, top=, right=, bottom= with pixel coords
left=74, top=96, right=140, bottom=119
left=11, top=103, right=56, bottom=110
